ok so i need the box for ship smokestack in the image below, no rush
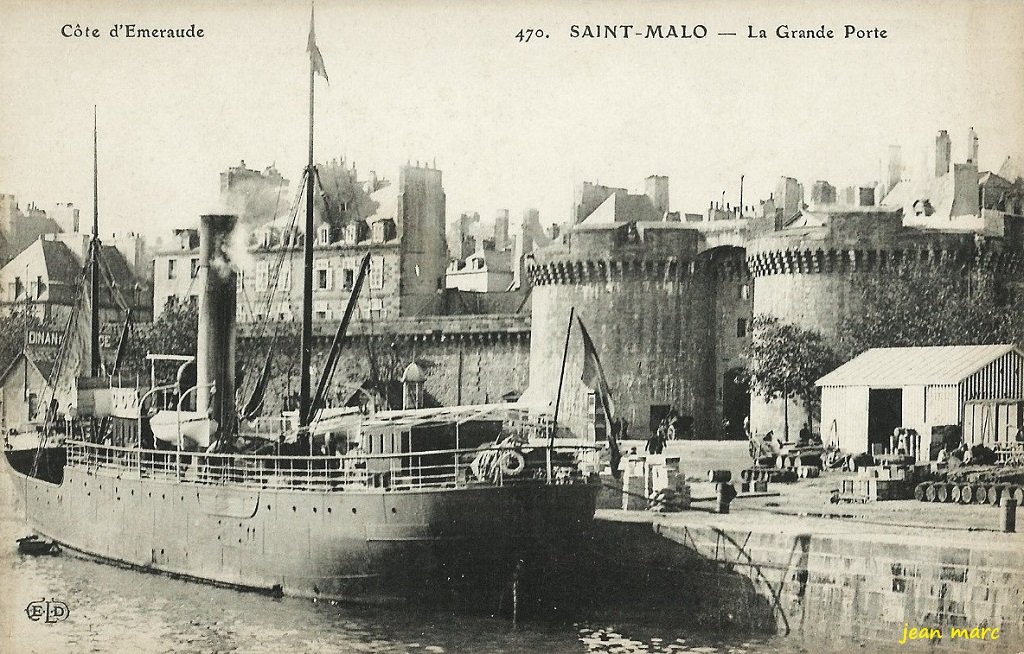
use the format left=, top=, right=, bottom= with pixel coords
left=197, top=214, right=238, bottom=441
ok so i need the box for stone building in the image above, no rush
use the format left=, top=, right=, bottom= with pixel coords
left=238, top=312, right=531, bottom=415
left=0, top=195, right=64, bottom=266
left=526, top=175, right=754, bottom=440
left=153, top=161, right=447, bottom=322
left=159, top=128, right=1024, bottom=446
left=745, top=132, right=1024, bottom=438
left=746, top=206, right=1023, bottom=438
left=0, top=232, right=152, bottom=325
left=526, top=129, right=1024, bottom=443
left=445, top=249, right=514, bottom=293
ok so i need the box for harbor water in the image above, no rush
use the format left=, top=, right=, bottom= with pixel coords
left=0, top=473, right=812, bottom=654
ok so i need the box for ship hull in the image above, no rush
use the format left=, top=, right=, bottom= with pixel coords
left=4, top=450, right=598, bottom=607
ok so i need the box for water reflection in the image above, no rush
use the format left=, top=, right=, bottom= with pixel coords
left=3, top=541, right=821, bottom=654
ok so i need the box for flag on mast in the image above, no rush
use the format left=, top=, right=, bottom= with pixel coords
left=578, top=315, right=621, bottom=478
left=308, top=5, right=329, bottom=82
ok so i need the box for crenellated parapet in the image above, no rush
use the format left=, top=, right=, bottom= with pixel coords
left=527, top=221, right=753, bottom=286
left=747, top=210, right=1024, bottom=278
left=527, top=256, right=699, bottom=286
left=748, top=243, right=1023, bottom=277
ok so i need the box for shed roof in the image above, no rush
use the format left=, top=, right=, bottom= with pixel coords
left=816, top=344, right=1022, bottom=387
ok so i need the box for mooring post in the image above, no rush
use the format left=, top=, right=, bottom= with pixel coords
left=716, top=481, right=737, bottom=514
left=1002, top=498, right=1017, bottom=533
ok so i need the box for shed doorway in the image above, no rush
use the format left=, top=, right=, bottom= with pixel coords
left=868, top=388, right=902, bottom=454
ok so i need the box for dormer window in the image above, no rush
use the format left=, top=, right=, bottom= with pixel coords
left=371, top=219, right=396, bottom=243
left=319, top=225, right=332, bottom=245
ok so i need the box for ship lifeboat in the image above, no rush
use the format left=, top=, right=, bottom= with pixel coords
left=149, top=410, right=217, bottom=449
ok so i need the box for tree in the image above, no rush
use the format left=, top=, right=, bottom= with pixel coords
left=744, top=315, right=840, bottom=440
left=118, top=298, right=201, bottom=380
left=836, top=263, right=1024, bottom=358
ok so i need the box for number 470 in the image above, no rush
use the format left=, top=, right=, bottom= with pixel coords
left=515, top=28, right=547, bottom=42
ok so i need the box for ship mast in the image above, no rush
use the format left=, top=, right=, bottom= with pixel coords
left=299, top=5, right=327, bottom=436
left=90, top=105, right=101, bottom=377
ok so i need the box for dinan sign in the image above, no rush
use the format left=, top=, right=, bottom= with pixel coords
left=26, top=328, right=119, bottom=349
left=26, top=330, right=63, bottom=348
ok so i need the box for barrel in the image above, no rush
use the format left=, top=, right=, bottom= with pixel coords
left=925, top=483, right=938, bottom=502
left=708, top=469, right=732, bottom=483
left=798, top=466, right=820, bottom=479
left=957, top=484, right=971, bottom=504
left=991, top=484, right=1007, bottom=505
left=913, top=483, right=928, bottom=502
left=950, top=485, right=962, bottom=503
left=978, top=485, right=994, bottom=505
left=1010, top=485, right=1024, bottom=505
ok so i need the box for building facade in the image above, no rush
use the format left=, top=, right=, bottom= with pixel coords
left=0, top=232, right=152, bottom=325
left=153, top=162, right=447, bottom=322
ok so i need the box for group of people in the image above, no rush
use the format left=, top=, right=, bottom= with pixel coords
left=937, top=441, right=997, bottom=467
left=645, top=409, right=693, bottom=455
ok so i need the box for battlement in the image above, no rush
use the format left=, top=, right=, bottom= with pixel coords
left=747, top=209, right=1024, bottom=277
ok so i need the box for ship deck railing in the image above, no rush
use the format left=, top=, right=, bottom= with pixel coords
left=64, top=439, right=601, bottom=492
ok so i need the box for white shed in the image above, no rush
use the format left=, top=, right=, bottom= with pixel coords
left=816, top=344, right=1024, bottom=460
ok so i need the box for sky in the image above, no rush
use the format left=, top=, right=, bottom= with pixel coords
left=1, top=0, right=1022, bottom=239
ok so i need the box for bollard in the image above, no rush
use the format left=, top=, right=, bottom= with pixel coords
left=1003, top=498, right=1017, bottom=533
left=716, top=482, right=737, bottom=514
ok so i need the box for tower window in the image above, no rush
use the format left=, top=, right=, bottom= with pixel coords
left=736, top=318, right=748, bottom=338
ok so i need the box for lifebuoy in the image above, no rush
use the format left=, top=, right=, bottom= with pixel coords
left=498, top=450, right=526, bottom=476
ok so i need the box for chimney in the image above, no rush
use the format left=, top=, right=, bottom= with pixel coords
left=967, top=127, right=979, bottom=165
left=197, top=214, right=238, bottom=442
left=887, top=145, right=902, bottom=191
left=935, top=130, right=951, bottom=178
left=645, top=175, right=670, bottom=215
left=494, top=209, right=510, bottom=251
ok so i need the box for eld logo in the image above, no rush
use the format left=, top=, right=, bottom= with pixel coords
left=24, top=598, right=70, bottom=623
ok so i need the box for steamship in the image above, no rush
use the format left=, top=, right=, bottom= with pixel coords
left=3, top=14, right=605, bottom=606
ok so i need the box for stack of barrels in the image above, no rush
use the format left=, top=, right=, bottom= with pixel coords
left=740, top=467, right=798, bottom=484
left=914, top=481, right=1024, bottom=505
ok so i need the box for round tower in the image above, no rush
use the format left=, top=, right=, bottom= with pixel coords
left=747, top=208, right=1024, bottom=440
left=526, top=222, right=749, bottom=440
